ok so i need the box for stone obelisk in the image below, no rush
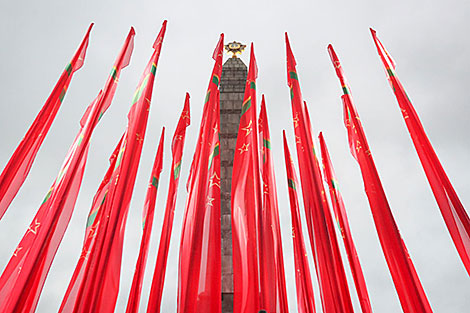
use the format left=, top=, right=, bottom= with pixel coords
left=220, top=42, right=247, bottom=313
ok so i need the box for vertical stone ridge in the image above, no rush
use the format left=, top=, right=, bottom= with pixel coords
left=220, top=57, right=247, bottom=313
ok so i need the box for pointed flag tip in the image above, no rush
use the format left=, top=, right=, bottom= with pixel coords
left=183, top=92, right=191, bottom=120
left=282, top=130, right=289, bottom=147
left=153, top=20, right=167, bottom=49
left=250, top=42, right=255, bottom=57
left=285, top=32, right=297, bottom=68
left=327, top=44, right=335, bottom=56
left=212, top=34, right=224, bottom=60
left=85, top=23, right=94, bottom=36
left=159, top=19, right=168, bottom=36
left=327, top=44, right=343, bottom=75
left=327, top=44, right=338, bottom=61
left=129, top=26, right=136, bottom=36
left=157, top=127, right=166, bottom=156
left=370, top=27, right=377, bottom=35
left=285, top=32, right=291, bottom=48
left=260, top=95, right=266, bottom=114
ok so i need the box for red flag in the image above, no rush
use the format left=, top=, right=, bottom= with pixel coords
left=82, top=133, right=124, bottom=245
left=285, top=33, right=354, bottom=313
left=283, top=131, right=316, bottom=313
left=258, top=95, right=289, bottom=312
left=61, top=21, right=166, bottom=313
left=231, top=44, right=262, bottom=313
left=59, top=134, right=123, bottom=313
left=319, top=132, right=372, bottom=313
left=328, top=44, right=433, bottom=313
left=125, top=128, right=165, bottom=313
left=178, top=35, right=223, bottom=313
left=0, top=24, right=93, bottom=220
left=371, top=29, right=470, bottom=277
left=0, top=27, right=135, bottom=313
left=147, top=93, right=191, bottom=313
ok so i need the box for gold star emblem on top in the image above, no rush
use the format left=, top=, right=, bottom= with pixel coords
left=224, top=41, right=246, bottom=58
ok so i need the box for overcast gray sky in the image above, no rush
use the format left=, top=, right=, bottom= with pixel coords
left=1, top=0, right=469, bottom=312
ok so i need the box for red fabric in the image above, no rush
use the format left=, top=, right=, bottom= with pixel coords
left=282, top=131, right=316, bottom=313
left=231, top=44, right=262, bottom=313
left=59, top=135, right=123, bottom=313
left=319, top=132, right=372, bottom=313
left=285, top=33, right=354, bottom=313
left=147, top=93, right=190, bottom=313
left=0, top=24, right=93, bottom=220
left=0, top=27, right=135, bottom=313
left=371, top=29, right=470, bottom=277
left=328, top=44, right=433, bottom=313
left=83, top=135, right=124, bottom=244
left=125, top=128, right=165, bottom=313
left=59, top=22, right=166, bottom=313
left=258, top=96, right=289, bottom=313
left=177, top=35, right=223, bottom=313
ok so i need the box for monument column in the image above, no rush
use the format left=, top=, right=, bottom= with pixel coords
left=220, top=42, right=247, bottom=313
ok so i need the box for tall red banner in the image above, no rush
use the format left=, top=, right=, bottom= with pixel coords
left=0, top=27, right=135, bottom=313
left=59, top=135, right=123, bottom=313
left=0, top=24, right=93, bottom=220
left=177, top=35, right=223, bottom=313
left=328, top=44, right=433, bottom=313
left=283, top=132, right=316, bottom=313
left=59, top=21, right=166, bottom=313
left=125, top=128, right=165, bottom=313
left=319, top=132, right=372, bottom=313
left=258, top=96, right=289, bottom=312
left=147, top=93, right=191, bottom=313
left=231, top=44, right=262, bottom=313
left=285, top=33, right=353, bottom=313
left=371, top=29, right=470, bottom=277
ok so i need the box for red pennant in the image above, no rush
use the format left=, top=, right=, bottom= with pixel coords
left=125, top=128, right=165, bottom=313
left=59, top=135, right=123, bottom=313
left=178, top=34, right=223, bottom=313
left=60, top=21, right=166, bottom=313
left=0, top=26, right=134, bottom=313
left=0, top=24, right=93, bottom=220
left=319, top=132, right=372, bottom=313
left=231, top=43, right=262, bottom=313
left=371, top=29, right=470, bottom=277
left=258, top=96, right=289, bottom=312
left=283, top=131, right=316, bottom=313
left=285, top=33, right=354, bottom=313
left=147, top=93, right=191, bottom=313
left=328, top=44, right=433, bottom=313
